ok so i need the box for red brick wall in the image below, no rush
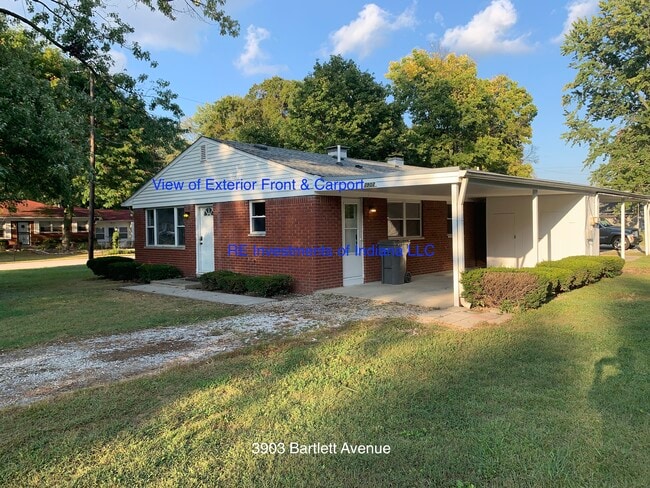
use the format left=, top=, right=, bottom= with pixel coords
left=362, top=199, right=480, bottom=281
left=214, top=196, right=342, bottom=293
left=134, top=206, right=196, bottom=277
left=134, top=196, right=483, bottom=291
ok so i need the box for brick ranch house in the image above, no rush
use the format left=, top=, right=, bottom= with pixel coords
left=0, top=200, right=133, bottom=248
left=123, top=137, right=650, bottom=306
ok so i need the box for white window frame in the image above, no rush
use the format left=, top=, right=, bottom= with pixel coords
left=249, top=200, right=266, bottom=236
left=387, top=201, right=422, bottom=238
left=145, top=207, right=185, bottom=247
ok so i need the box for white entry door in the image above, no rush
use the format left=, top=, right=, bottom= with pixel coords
left=197, top=206, right=215, bottom=274
left=342, top=199, right=363, bottom=286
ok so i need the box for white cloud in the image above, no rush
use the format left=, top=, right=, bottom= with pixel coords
left=553, top=0, right=599, bottom=43
left=434, top=11, right=445, bottom=27
left=235, top=25, right=287, bottom=76
left=440, top=0, right=532, bottom=55
left=329, top=3, right=417, bottom=59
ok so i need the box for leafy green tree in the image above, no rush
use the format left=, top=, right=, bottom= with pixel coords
left=562, top=0, right=650, bottom=192
left=387, top=50, right=537, bottom=175
left=289, top=56, right=404, bottom=161
left=0, top=23, right=87, bottom=204
left=191, top=77, right=301, bottom=147
left=0, top=1, right=238, bottom=76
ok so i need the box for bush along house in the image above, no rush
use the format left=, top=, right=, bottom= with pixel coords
left=123, top=137, right=650, bottom=306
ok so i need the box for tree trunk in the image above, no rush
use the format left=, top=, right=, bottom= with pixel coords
left=62, top=202, right=73, bottom=251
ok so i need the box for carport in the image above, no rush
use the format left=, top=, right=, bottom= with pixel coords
left=323, top=168, right=650, bottom=308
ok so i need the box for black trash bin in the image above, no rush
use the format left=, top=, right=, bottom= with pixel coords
left=378, top=240, right=410, bottom=284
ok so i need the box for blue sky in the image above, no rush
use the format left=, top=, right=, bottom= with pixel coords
left=114, top=0, right=601, bottom=184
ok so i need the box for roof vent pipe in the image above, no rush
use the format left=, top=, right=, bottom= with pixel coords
left=326, top=145, right=348, bottom=162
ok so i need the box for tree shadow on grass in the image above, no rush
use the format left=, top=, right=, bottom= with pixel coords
left=0, top=301, right=645, bottom=487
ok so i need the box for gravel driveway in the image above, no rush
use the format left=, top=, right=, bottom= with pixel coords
left=0, top=295, right=429, bottom=409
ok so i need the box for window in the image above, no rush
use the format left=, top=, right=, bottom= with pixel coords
left=39, top=221, right=62, bottom=233
left=447, top=205, right=452, bottom=235
left=145, top=208, right=185, bottom=246
left=77, top=221, right=88, bottom=232
left=388, top=202, right=421, bottom=238
left=107, top=227, right=128, bottom=239
left=250, top=201, right=266, bottom=235
left=95, top=227, right=106, bottom=240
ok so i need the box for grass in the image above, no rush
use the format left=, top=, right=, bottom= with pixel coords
left=0, top=266, right=238, bottom=350
left=0, top=259, right=649, bottom=486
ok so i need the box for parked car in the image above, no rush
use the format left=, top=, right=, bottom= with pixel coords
left=598, top=220, right=642, bottom=250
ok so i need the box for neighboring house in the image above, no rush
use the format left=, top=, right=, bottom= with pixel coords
left=0, top=200, right=134, bottom=248
left=123, top=137, right=650, bottom=306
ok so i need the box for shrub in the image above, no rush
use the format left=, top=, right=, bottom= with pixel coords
left=246, top=274, right=294, bottom=297
left=537, top=256, right=624, bottom=287
left=463, top=255, right=626, bottom=311
left=104, top=261, right=141, bottom=281
left=0, top=239, right=8, bottom=251
left=200, top=270, right=293, bottom=297
left=86, top=256, right=134, bottom=277
left=463, top=269, right=551, bottom=312
left=138, top=264, right=182, bottom=283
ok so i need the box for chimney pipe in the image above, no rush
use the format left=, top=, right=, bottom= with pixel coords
left=326, top=145, right=348, bottom=162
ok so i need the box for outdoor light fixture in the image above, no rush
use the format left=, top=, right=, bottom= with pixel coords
left=183, top=212, right=190, bottom=219
left=369, top=206, right=377, bottom=215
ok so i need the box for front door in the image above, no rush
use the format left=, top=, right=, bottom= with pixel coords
left=342, top=199, right=363, bottom=286
left=17, top=221, right=30, bottom=246
left=197, top=206, right=215, bottom=274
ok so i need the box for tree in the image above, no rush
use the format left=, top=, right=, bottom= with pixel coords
left=562, top=0, right=650, bottom=192
left=0, top=1, right=238, bottom=77
left=0, top=23, right=87, bottom=204
left=387, top=50, right=537, bottom=175
left=191, top=77, right=301, bottom=147
left=0, top=2, right=239, bottom=255
left=289, top=56, right=404, bottom=161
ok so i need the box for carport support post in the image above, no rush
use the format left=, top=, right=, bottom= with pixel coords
left=451, top=180, right=467, bottom=308
left=620, top=202, right=626, bottom=260
left=643, top=202, right=650, bottom=256
left=532, top=190, right=539, bottom=264
left=594, top=194, right=600, bottom=256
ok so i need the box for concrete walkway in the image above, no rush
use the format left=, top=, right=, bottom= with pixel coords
left=125, top=281, right=275, bottom=305
left=317, top=271, right=454, bottom=308
left=128, top=278, right=508, bottom=327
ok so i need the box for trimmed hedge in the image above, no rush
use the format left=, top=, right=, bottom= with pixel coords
left=87, top=257, right=182, bottom=283
left=87, top=256, right=134, bottom=277
left=199, top=270, right=293, bottom=297
left=462, top=255, right=624, bottom=312
left=104, top=261, right=141, bottom=281
left=139, top=264, right=183, bottom=282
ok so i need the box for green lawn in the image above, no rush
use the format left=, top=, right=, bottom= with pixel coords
left=0, top=259, right=648, bottom=486
left=0, top=266, right=238, bottom=350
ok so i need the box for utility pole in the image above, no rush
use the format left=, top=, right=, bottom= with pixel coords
left=88, top=71, right=96, bottom=260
